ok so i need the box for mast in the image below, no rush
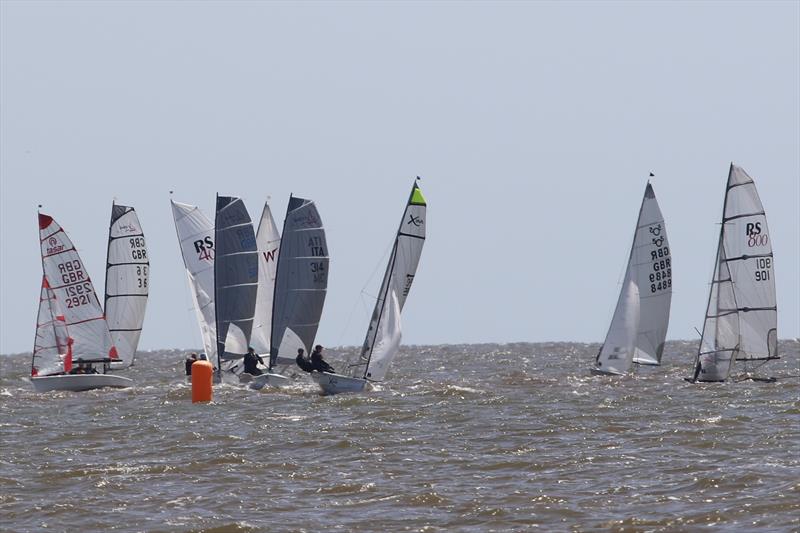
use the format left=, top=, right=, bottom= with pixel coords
left=213, top=193, right=222, bottom=375
left=268, top=194, right=291, bottom=371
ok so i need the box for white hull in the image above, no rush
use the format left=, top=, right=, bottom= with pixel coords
left=311, top=372, right=367, bottom=395
left=248, top=372, right=291, bottom=390
left=591, top=367, right=625, bottom=376
left=31, top=374, right=134, bottom=392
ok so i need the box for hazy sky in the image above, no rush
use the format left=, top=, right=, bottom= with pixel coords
left=1, top=1, right=798, bottom=355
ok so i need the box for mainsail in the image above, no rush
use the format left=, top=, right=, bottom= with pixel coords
left=31, top=276, right=69, bottom=376
left=693, top=164, right=778, bottom=382
left=213, top=196, right=259, bottom=368
left=104, top=203, right=149, bottom=368
left=170, top=200, right=217, bottom=360
left=351, top=179, right=427, bottom=381
left=269, top=196, right=329, bottom=368
left=36, top=213, right=117, bottom=371
left=250, top=201, right=281, bottom=354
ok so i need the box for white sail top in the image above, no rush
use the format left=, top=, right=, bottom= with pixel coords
left=594, top=276, right=640, bottom=375
left=31, top=276, right=70, bottom=376
left=250, top=201, right=281, bottom=354
left=104, top=203, right=149, bottom=368
left=37, top=213, right=118, bottom=366
left=630, top=183, right=672, bottom=365
left=353, top=179, right=427, bottom=381
left=694, top=164, right=778, bottom=382
left=170, top=200, right=217, bottom=360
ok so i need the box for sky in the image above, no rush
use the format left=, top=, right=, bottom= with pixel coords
left=1, top=1, right=798, bottom=355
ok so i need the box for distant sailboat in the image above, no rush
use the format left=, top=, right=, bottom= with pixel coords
left=30, top=213, right=132, bottom=392
left=312, top=178, right=427, bottom=394
left=689, top=164, right=779, bottom=383
left=251, top=195, right=328, bottom=389
left=104, top=203, right=149, bottom=369
left=170, top=200, right=217, bottom=362
left=594, top=182, right=672, bottom=375
left=213, top=195, right=260, bottom=377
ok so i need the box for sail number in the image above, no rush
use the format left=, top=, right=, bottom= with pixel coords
left=754, top=257, right=771, bottom=282
left=310, top=261, right=327, bottom=283
left=129, top=237, right=147, bottom=260
left=57, top=260, right=86, bottom=284
left=64, top=281, right=93, bottom=308
left=136, top=265, right=149, bottom=288
left=648, top=232, right=672, bottom=293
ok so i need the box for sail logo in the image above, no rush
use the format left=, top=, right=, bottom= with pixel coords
left=402, top=274, right=415, bottom=296
left=117, top=223, right=137, bottom=234
left=292, top=212, right=319, bottom=228
left=407, top=214, right=423, bottom=227
left=746, top=222, right=768, bottom=247
left=193, top=236, right=214, bottom=262
left=46, top=237, right=64, bottom=255
left=263, top=247, right=278, bottom=263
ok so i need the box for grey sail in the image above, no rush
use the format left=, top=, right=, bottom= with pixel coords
left=213, top=196, right=259, bottom=370
left=269, top=196, right=329, bottom=368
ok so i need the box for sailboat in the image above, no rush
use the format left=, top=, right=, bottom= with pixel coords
left=104, top=203, right=149, bottom=369
left=594, top=181, right=672, bottom=375
left=688, top=164, right=779, bottom=383
left=213, top=195, right=260, bottom=380
left=30, top=213, right=132, bottom=392
left=170, top=200, right=217, bottom=362
left=249, top=201, right=281, bottom=356
left=250, top=195, right=328, bottom=390
left=312, top=178, right=427, bottom=394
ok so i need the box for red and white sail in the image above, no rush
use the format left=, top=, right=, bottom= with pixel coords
left=37, top=213, right=117, bottom=371
left=31, top=276, right=70, bottom=376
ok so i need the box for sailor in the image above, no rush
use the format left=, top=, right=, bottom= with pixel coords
left=185, top=352, right=198, bottom=375
left=243, top=347, right=265, bottom=376
left=70, top=361, right=88, bottom=375
left=295, top=348, right=313, bottom=373
left=310, top=345, right=335, bottom=374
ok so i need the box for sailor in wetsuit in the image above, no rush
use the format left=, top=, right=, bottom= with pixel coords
left=243, top=347, right=265, bottom=376
left=310, top=345, right=335, bottom=374
left=295, top=348, right=314, bottom=373
left=185, top=353, right=198, bottom=375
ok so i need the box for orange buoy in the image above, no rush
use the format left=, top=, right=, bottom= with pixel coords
left=191, top=360, right=213, bottom=403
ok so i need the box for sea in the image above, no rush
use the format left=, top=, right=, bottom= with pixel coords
left=1, top=340, right=798, bottom=532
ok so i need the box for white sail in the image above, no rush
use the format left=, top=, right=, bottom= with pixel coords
left=250, top=201, right=281, bottom=354
left=38, top=213, right=118, bottom=364
left=31, top=276, right=70, bottom=376
left=354, top=179, right=427, bottom=381
left=361, top=289, right=402, bottom=382
left=630, top=183, right=672, bottom=365
left=594, top=276, right=640, bottom=375
left=693, top=164, right=778, bottom=382
left=104, top=203, right=149, bottom=368
left=170, top=200, right=217, bottom=360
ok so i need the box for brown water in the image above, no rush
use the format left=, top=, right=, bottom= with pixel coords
left=1, top=341, right=798, bottom=532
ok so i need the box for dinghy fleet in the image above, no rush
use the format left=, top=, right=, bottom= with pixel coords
left=28, top=165, right=784, bottom=393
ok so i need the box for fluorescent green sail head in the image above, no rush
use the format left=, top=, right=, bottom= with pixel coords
left=410, top=183, right=426, bottom=206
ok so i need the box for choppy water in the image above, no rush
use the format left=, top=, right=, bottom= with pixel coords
left=1, top=341, right=798, bottom=532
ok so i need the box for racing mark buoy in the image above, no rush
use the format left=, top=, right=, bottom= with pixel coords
left=191, top=360, right=213, bottom=403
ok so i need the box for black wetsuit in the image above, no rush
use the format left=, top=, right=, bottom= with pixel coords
left=310, top=350, right=335, bottom=373
left=243, top=351, right=265, bottom=375
left=185, top=358, right=196, bottom=375
left=296, top=354, right=314, bottom=373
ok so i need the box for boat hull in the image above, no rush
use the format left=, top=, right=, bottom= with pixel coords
left=248, top=372, right=291, bottom=390
left=591, top=367, right=625, bottom=376
left=31, top=374, right=133, bottom=392
left=310, top=372, right=367, bottom=395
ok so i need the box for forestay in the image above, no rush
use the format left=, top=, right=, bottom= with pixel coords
left=250, top=201, right=281, bottom=354
left=37, top=213, right=117, bottom=367
left=594, top=277, right=640, bottom=375
left=170, top=201, right=217, bottom=360
left=352, top=179, right=427, bottom=381
left=104, top=203, right=149, bottom=368
left=31, top=276, right=70, bottom=376
left=693, top=164, right=778, bottom=382
left=270, top=196, right=329, bottom=368
left=630, top=184, right=672, bottom=365
left=214, top=196, right=259, bottom=366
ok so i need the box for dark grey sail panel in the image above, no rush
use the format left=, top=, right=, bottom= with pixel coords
left=214, top=196, right=259, bottom=363
left=269, top=196, right=329, bottom=367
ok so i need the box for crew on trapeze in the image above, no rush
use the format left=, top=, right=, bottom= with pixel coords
left=243, top=347, right=266, bottom=376
left=295, top=345, right=335, bottom=374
